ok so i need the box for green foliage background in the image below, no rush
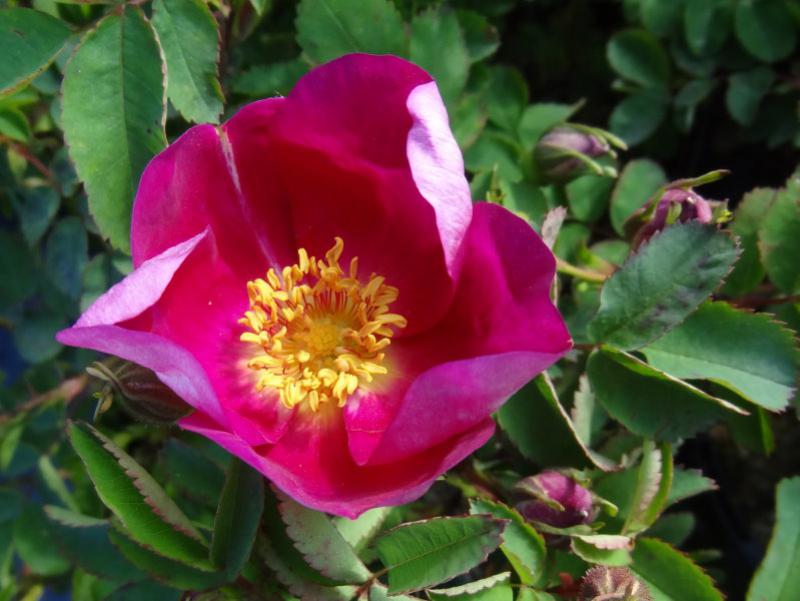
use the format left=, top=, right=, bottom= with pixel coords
left=1, top=0, right=800, bottom=600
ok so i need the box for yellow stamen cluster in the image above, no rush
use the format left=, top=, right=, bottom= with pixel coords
left=239, top=238, right=407, bottom=412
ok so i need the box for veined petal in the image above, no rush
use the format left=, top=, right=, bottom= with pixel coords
left=350, top=202, right=572, bottom=464
left=180, top=409, right=495, bottom=518
left=270, top=54, right=467, bottom=333
left=131, top=99, right=293, bottom=279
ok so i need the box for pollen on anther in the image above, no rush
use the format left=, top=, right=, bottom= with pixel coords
left=239, top=238, right=405, bottom=412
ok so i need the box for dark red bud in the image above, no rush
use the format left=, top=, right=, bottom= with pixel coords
left=534, top=126, right=614, bottom=183
left=633, top=186, right=715, bottom=249
left=515, top=471, right=594, bottom=528
left=87, top=361, right=192, bottom=424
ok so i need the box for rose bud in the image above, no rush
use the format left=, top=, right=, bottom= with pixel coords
left=534, top=124, right=623, bottom=183
left=579, top=566, right=653, bottom=601
left=515, top=470, right=595, bottom=528
left=628, top=171, right=731, bottom=249
left=86, top=361, right=192, bottom=424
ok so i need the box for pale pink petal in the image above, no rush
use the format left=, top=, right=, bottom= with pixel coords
left=407, top=80, right=472, bottom=275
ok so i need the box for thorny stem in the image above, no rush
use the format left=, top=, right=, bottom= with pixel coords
left=730, top=294, right=800, bottom=309
left=556, top=258, right=608, bottom=284
left=0, top=136, right=61, bottom=194
left=351, top=568, right=390, bottom=600
left=0, top=374, right=88, bottom=425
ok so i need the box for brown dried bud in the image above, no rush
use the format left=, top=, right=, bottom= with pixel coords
left=579, top=566, right=652, bottom=601
left=87, top=361, right=192, bottom=424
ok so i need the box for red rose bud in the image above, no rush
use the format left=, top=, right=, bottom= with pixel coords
left=515, top=471, right=594, bottom=528
left=534, top=125, right=623, bottom=183
left=86, top=361, right=192, bottom=424
left=579, top=566, right=653, bottom=601
left=629, top=170, right=731, bottom=249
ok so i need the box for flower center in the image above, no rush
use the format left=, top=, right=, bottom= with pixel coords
left=239, top=238, right=407, bottom=412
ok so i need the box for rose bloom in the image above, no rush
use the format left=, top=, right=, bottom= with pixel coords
left=58, top=54, right=571, bottom=517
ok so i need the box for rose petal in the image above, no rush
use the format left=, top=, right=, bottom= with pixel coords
left=353, top=202, right=572, bottom=464
left=406, top=80, right=472, bottom=274
left=131, top=100, right=291, bottom=279
left=271, top=54, right=469, bottom=333
left=180, top=409, right=495, bottom=518
left=58, top=326, right=225, bottom=426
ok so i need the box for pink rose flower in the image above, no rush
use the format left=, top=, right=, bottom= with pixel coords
left=57, top=54, right=571, bottom=517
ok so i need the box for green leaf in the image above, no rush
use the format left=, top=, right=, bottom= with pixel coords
left=517, top=589, right=557, bottom=601
left=295, top=0, right=406, bottom=64
left=486, top=66, right=529, bottom=133
left=610, top=159, right=666, bottom=235
left=0, top=106, right=30, bottom=142
left=0, top=8, right=70, bottom=96
left=571, top=374, right=608, bottom=448
left=666, top=469, right=717, bottom=507
left=518, top=102, right=581, bottom=148
left=14, top=315, right=67, bottom=364
left=160, top=439, right=225, bottom=507
left=735, top=0, right=797, bottom=63
left=497, top=374, right=616, bottom=471
left=587, top=348, right=742, bottom=442
left=588, top=223, right=739, bottom=349
left=210, top=458, right=264, bottom=579
left=274, top=488, right=370, bottom=584
left=44, top=216, right=87, bottom=301
left=567, top=175, right=615, bottom=223
left=259, top=538, right=357, bottom=600
left=68, top=422, right=210, bottom=567
left=609, top=90, right=668, bottom=146
left=726, top=67, right=774, bottom=126
left=152, top=0, right=224, bottom=124
left=747, top=477, right=800, bottom=601
left=464, top=132, right=524, bottom=182
left=428, top=573, right=513, bottom=601
left=571, top=536, right=632, bottom=566
left=109, top=527, right=225, bottom=590
left=642, top=302, right=797, bottom=412
left=44, top=506, right=143, bottom=584
left=722, top=187, right=774, bottom=295
left=469, top=499, right=546, bottom=585
left=104, top=581, right=180, bottom=601
left=631, top=537, right=723, bottom=600
left=759, top=180, right=800, bottom=293
left=725, top=393, right=776, bottom=455
left=683, top=0, right=731, bottom=56
left=0, top=487, right=22, bottom=522
left=607, top=29, right=670, bottom=89
left=334, top=507, right=392, bottom=555
left=38, top=456, right=79, bottom=512
left=374, top=515, right=507, bottom=594
left=13, top=504, right=70, bottom=576
left=261, top=487, right=341, bottom=587
left=623, top=441, right=673, bottom=535
left=457, top=10, right=499, bottom=63
left=13, top=186, right=59, bottom=247
left=674, top=78, right=716, bottom=131
left=62, top=7, right=167, bottom=253
left=646, top=512, right=696, bottom=546
left=0, top=230, right=37, bottom=310
left=233, top=60, right=307, bottom=98
left=410, top=7, right=469, bottom=105
left=640, top=0, right=684, bottom=36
